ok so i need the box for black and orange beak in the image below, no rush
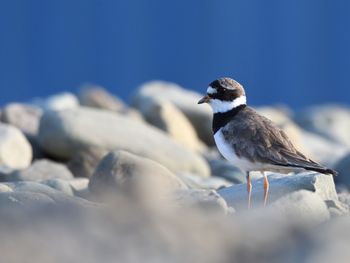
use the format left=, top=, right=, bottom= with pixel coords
left=197, top=95, right=211, bottom=104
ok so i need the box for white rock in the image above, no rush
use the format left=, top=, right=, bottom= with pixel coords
left=32, top=92, right=79, bottom=111
left=295, top=104, right=350, bottom=148
left=0, top=123, right=32, bottom=169
left=89, top=151, right=187, bottom=203
left=0, top=103, right=43, bottom=136
left=133, top=98, right=205, bottom=152
left=299, top=130, right=348, bottom=166
left=177, top=173, right=232, bottom=190
left=218, top=172, right=338, bottom=210
left=10, top=159, right=74, bottom=181
left=132, top=81, right=214, bottom=145
left=38, top=107, right=210, bottom=176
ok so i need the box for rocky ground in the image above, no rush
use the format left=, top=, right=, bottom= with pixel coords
left=0, top=81, right=350, bottom=263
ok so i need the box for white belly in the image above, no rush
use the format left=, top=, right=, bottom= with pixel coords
left=213, top=129, right=296, bottom=173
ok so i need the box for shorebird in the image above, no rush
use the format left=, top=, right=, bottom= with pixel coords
left=198, top=77, right=337, bottom=208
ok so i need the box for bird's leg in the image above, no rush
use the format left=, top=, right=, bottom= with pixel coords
left=262, top=172, right=269, bottom=207
left=246, top=172, right=252, bottom=209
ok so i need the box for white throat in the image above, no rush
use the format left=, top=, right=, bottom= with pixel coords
left=209, top=95, right=247, bottom=113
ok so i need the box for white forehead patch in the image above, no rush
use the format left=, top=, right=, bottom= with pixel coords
left=207, top=86, right=217, bottom=94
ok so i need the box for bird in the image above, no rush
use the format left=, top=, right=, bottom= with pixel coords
left=198, top=77, right=337, bottom=208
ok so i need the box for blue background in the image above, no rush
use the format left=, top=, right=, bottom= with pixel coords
left=0, top=0, right=349, bottom=108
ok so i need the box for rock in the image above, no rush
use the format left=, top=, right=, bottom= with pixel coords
left=0, top=183, right=13, bottom=193
left=269, top=190, right=330, bottom=224
left=218, top=172, right=338, bottom=210
left=3, top=181, right=98, bottom=208
left=133, top=98, right=205, bottom=152
left=305, top=215, right=350, bottom=263
left=0, top=103, right=43, bottom=137
left=0, top=165, right=14, bottom=181
left=67, top=147, right=108, bottom=178
left=0, top=192, right=56, bottom=211
left=41, top=178, right=74, bottom=196
left=132, top=81, right=214, bottom=145
left=10, top=159, right=74, bottom=181
left=89, top=151, right=187, bottom=203
left=177, top=173, right=232, bottom=190
left=0, top=103, right=45, bottom=159
left=173, top=189, right=229, bottom=213
left=295, top=104, right=350, bottom=148
left=38, top=107, right=210, bottom=176
left=333, top=153, right=350, bottom=188
left=206, top=158, right=245, bottom=184
left=79, top=85, right=144, bottom=122
left=299, top=130, right=348, bottom=166
left=32, top=92, right=79, bottom=111
left=68, top=178, right=89, bottom=197
left=79, top=85, right=126, bottom=111
left=0, top=123, right=32, bottom=169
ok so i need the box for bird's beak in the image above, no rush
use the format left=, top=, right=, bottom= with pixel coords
left=198, top=95, right=211, bottom=104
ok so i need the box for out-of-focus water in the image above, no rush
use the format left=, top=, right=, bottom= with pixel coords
left=0, top=0, right=350, bottom=107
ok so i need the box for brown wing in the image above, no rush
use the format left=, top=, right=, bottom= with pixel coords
left=221, top=107, right=336, bottom=175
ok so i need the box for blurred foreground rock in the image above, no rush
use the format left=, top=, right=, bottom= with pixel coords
left=38, top=107, right=210, bottom=176
left=89, top=150, right=187, bottom=203
left=0, top=123, right=32, bottom=169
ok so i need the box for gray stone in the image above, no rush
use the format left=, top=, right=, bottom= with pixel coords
left=132, top=81, right=214, bottom=145
left=10, top=159, right=74, bottom=181
left=41, top=178, right=74, bottom=196
left=89, top=151, right=187, bottom=202
left=0, top=183, right=13, bottom=193
left=333, top=153, right=350, bottom=188
left=133, top=98, right=205, bottom=152
left=38, top=107, right=210, bottom=176
left=173, top=189, right=229, bottom=213
left=177, top=173, right=232, bottom=190
left=268, top=190, right=330, bottom=224
left=68, top=178, right=89, bottom=197
left=0, top=123, right=32, bottom=169
left=295, top=104, right=350, bottom=148
left=4, top=181, right=98, bottom=208
left=32, top=92, right=79, bottom=111
left=0, top=192, right=56, bottom=211
left=299, top=130, right=348, bottom=167
left=0, top=103, right=43, bottom=137
left=79, top=85, right=126, bottom=111
left=207, top=158, right=245, bottom=184
left=67, top=147, right=108, bottom=178
left=218, top=172, right=338, bottom=210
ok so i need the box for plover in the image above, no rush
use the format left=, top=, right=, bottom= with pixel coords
left=198, top=77, right=337, bottom=208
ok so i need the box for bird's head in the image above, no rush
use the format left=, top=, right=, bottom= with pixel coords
left=198, top=77, right=246, bottom=113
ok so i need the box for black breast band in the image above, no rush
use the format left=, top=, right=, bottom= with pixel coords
left=212, top=105, right=246, bottom=134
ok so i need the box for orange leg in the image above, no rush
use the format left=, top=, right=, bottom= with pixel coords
left=262, top=172, right=269, bottom=207
left=246, top=172, right=252, bottom=209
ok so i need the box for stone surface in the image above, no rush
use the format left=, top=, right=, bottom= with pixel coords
left=0, top=103, right=43, bottom=136
left=10, top=159, right=74, bottom=181
left=0, top=123, right=32, bottom=169
left=295, top=104, right=350, bottom=148
left=32, top=92, right=79, bottom=111
left=132, top=81, right=214, bottom=145
left=79, top=85, right=126, bottom=111
left=268, top=190, right=330, bottom=224
left=41, top=178, right=74, bottom=196
left=89, top=151, right=187, bottom=201
left=38, top=107, right=210, bottom=176
left=333, top=153, right=350, bottom=188
left=218, top=172, right=337, bottom=210
left=177, top=173, right=232, bottom=190
left=173, top=189, right=229, bottom=213
left=299, top=130, right=348, bottom=166
left=68, top=178, right=89, bottom=197
left=206, top=157, right=245, bottom=184
left=67, top=147, right=108, bottom=178
left=133, top=98, right=205, bottom=152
